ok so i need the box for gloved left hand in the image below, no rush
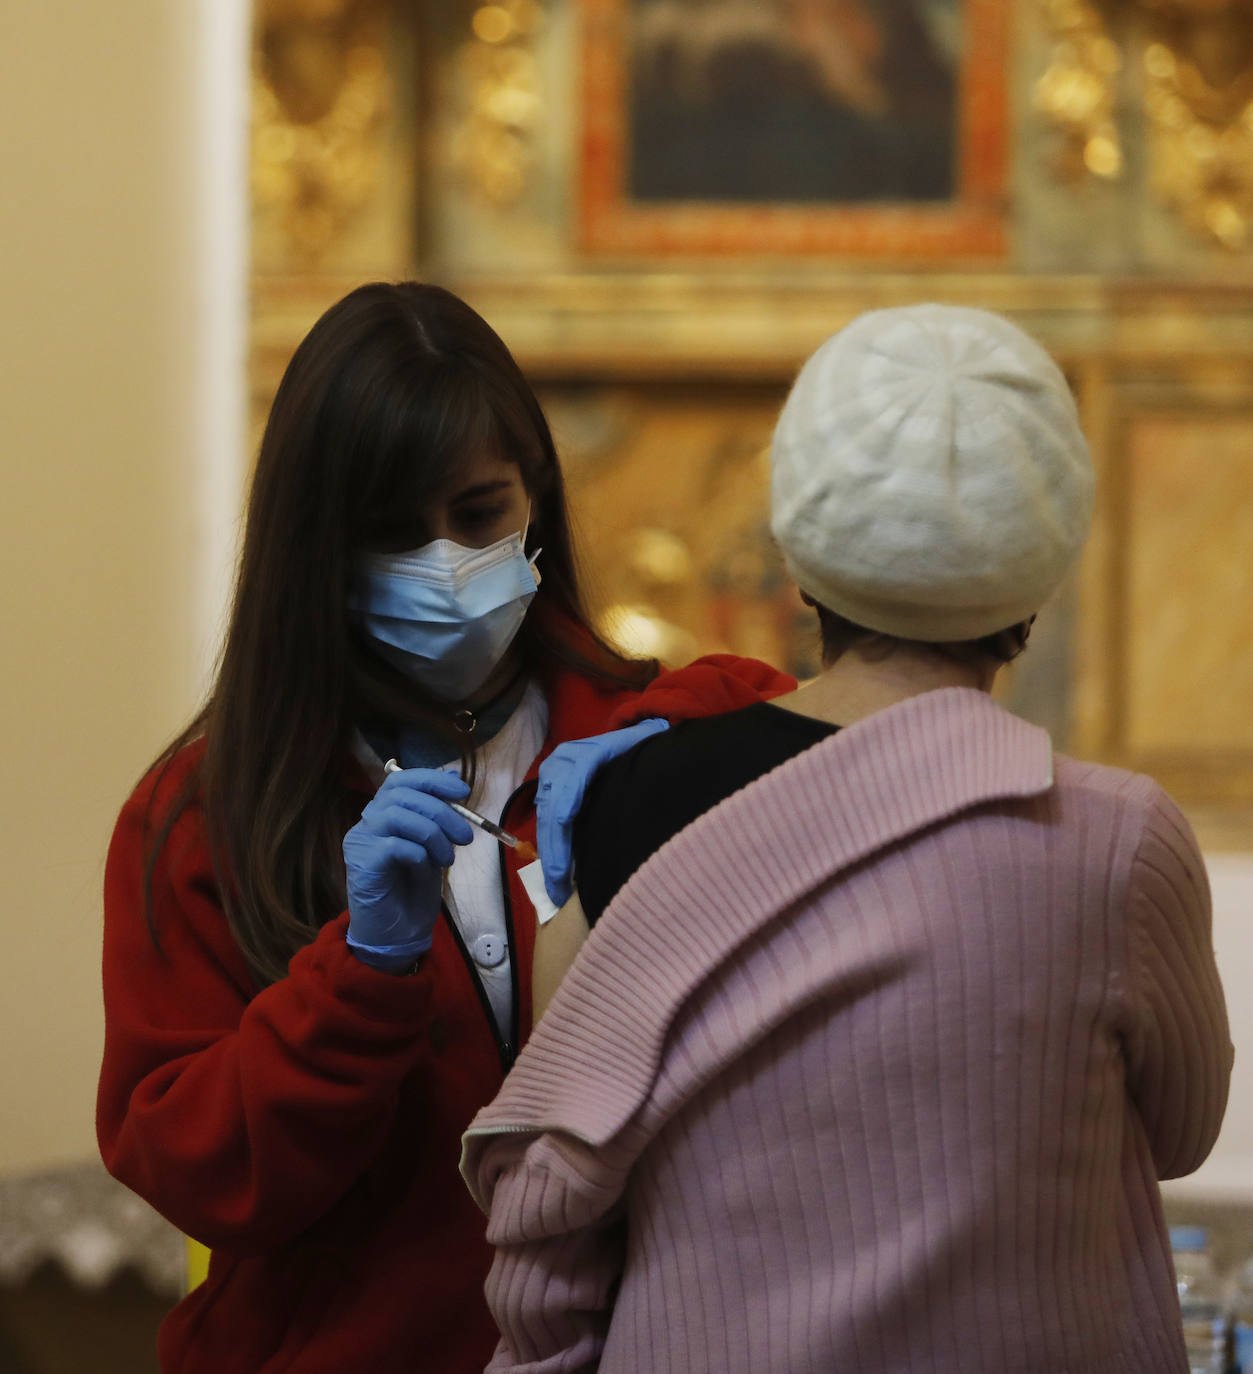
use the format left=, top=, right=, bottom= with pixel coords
left=535, top=717, right=669, bottom=907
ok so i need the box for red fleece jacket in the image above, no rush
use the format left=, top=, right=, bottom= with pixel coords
left=97, top=654, right=792, bottom=1374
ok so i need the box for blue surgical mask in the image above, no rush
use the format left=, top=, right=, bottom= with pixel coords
left=352, top=517, right=541, bottom=702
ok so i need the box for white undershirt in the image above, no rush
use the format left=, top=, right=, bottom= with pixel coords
left=440, top=681, right=547, bottom=1051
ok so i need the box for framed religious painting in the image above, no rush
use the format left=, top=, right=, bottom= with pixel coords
left=579, top=0, right=1008, bottom=258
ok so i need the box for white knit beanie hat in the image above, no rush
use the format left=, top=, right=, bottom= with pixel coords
left=770, top=304, right=1094, bottom=642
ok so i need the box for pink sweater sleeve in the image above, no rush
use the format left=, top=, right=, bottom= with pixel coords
left=1122, top=785, right=1233, bottom=1179
left=480, top=1133, right=629, bottom=1373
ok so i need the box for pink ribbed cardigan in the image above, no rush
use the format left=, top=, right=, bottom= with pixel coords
left=462, top=689, right=1232, bottom=1374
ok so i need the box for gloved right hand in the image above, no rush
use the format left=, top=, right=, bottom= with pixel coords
left=343, top=768, right=474, bottom=973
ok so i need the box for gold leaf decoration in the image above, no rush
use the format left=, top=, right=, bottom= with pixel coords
left=1036, top=0, right=1253, bottom=250
left=1033, top=0, right=1125, bottom=181
left=251, top=0, right=390, bottom=266
left=1140, top=2, right=1253, bottom=251
left=450, top=0, right=546, bottom=206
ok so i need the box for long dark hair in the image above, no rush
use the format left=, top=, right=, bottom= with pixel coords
left=144, top=281, right=653, bottom=987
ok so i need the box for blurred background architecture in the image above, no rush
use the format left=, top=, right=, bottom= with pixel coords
left=3, top=1, right=1252, bottom=1367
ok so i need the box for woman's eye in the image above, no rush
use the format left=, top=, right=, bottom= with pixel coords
left=455, top=506, right=508, bottom=531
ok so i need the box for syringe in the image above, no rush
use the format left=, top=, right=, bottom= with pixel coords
left=383, top=758, right=538, bottom=864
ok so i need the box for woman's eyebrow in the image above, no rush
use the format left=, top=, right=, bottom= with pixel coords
left=448, top=479, right=513, bottom=504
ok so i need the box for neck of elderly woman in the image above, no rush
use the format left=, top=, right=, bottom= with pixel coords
left=774, top=635, right=1001, bottom=729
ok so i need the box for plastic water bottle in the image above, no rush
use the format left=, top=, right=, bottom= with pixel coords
left=1230, top=1255, right=1253, bottom=1374
left=1171, top=1225, right=1228, bottom=1374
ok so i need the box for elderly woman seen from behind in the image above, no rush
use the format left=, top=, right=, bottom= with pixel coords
left=462, top=305, right=1232, bottom=1374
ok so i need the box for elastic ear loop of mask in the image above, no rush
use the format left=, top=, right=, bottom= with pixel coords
left=522, top=502, right=542, bottom=584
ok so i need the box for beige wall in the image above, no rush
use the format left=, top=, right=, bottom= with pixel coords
left=0, top=3, right=245, bottom=1174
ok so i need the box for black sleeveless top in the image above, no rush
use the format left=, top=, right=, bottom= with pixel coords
left=573, top=701, right=838, bottom=926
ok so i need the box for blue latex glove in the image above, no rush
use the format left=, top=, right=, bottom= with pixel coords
left=535, top=717, right=670, bottom=907
left=343, top=768, right=474, bottom=973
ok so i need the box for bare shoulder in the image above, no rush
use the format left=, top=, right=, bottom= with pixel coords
left=532, top=891, right=592, bottom=1024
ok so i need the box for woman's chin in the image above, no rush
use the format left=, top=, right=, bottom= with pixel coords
left=460, top=654, right=524, bottom=709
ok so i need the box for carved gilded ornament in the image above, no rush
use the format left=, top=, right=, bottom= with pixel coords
left=1033, top=0, right=1125, bottom=181
left=450, top=1, right=546, bottom=205
left=1141, top=3, right=1253, bottom=250
left=1036, top=0, right=1253, bottom=250
left=251, top=0, right=390, bottom=266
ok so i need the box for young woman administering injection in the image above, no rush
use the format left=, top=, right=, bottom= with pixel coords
left=96, top=282, right=791, bottom=1374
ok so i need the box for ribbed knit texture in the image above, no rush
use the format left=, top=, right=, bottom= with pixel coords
left=463, top=688, right=1232, bottom=1374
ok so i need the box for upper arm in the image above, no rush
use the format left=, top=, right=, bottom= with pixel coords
left=1122, top=786, right=1233, bottom=1179
left=532, top=890, right=591, bottom=1023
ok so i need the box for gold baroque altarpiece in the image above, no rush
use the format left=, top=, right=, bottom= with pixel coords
left=248, top=2, right=1253, bottom=840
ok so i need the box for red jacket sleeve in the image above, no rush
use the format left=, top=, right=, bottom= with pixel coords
left=96, top=755, right=438, bottom=1255
left=608, top=654, right=796, bottom=730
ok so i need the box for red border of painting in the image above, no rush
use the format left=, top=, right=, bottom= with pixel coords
left=578, top=0, right=1009, bottom=259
